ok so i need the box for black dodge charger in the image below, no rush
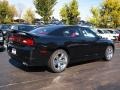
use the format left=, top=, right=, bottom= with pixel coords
left=7, top=25, right=115, bottom=73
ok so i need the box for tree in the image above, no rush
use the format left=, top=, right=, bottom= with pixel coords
left=0, top=0, right=17, bottom=24
left=60, top=0, right=80, bottom=25
left=89, top=0, right=120, bottom=28
left=34, top=0, right=57, bottom=24
left=60, top=5, right=68, bottom=24
left=23, top=8, right=35, bottom=24
left=100, top=0, right=120, bottom=28
left=88, top=7, right=100, bottom=27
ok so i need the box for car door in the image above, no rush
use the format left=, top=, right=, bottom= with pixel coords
left=79, top=27, right=101, bottom=59
left=63, top=26, right=89, bottom=61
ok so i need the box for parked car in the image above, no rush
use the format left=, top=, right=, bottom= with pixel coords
left=107, top=30, right=119, bottom=41
left=7, top=25, right=115, bottom=73
left=115, top=30, right=120, bottom=41
left=92, top=29, right=109, bottom=40
left=10, top=24, right=37, bottom=32
left=0, top=30, right=4, bottom=49
left=96, top=29, right=115, bottom=41
left=0, top=24, right=11, bottom=39
left=0, top=24, right=11, bottom=34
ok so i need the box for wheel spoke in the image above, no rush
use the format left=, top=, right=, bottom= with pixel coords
left=58, top=62, right=62, bottom=71
left=59, top=54, right=65, bottom=60
left=106, top=46, right=113, bottom=60
left=54, top=59, right=58, bottom=66
left=53, top=51, right=68, bottom=71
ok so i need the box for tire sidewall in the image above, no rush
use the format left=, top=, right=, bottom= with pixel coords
left=104, top=46, right=114, bottom=61
left=48, top=49, right=69, bottom=73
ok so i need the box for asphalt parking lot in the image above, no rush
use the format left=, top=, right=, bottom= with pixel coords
left=0, top=44, right=120, bottom=90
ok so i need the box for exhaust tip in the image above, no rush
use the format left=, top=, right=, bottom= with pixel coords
left=23, top=62, right=28, bottom=66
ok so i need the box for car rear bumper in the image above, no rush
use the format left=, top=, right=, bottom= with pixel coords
left=7, top=44, right=49, bottom=66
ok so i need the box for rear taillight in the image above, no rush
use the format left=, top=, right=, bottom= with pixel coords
left=22, top=38, right=35, bottom=46
left=9, top=35, right=35, bottom=46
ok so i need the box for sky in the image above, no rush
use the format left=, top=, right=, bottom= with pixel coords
left=8, top=0, right=102, bottom=20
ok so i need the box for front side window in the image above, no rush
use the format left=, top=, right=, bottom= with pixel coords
left=80, top=28, right=96, bottom=38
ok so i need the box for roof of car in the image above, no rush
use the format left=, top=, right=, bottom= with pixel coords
left=42, top=25, right=90, bottom=29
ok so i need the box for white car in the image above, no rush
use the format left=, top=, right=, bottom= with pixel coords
left=91, top=28, right=115, bottom=41
left=107, top=30, right=119, bottom=40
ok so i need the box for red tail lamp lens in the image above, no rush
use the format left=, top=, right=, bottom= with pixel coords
left=22, top=38, right=34, bottom=46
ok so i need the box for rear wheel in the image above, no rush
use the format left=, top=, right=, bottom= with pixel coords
left=48, top=49, right=69, bottom=73
left=104, top=46, right=114, bottom=61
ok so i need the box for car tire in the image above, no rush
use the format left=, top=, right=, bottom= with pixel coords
left=48, top=49, right=69, bottom=73
left=104, top=46, right=114, bottom=61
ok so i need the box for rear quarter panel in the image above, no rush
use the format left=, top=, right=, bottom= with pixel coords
left=34, top=35, right=70, bottom=56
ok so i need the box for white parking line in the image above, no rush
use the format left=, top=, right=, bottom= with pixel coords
left=0, top=79, right=41, bottom=88
left=0, top=77, right=54, bottom=88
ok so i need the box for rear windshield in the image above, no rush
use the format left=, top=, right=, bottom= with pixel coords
left=29, top=27, right=55, bottom=36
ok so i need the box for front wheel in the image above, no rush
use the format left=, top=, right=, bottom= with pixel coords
left=104, top=46, right=114, bottom=61
left=48, top=49, right=69, bottom=73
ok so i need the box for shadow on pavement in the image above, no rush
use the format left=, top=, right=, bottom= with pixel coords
left=68, top=59, right=102, bottom=68
left=0, top=47, right=6, bottom=52
left=9, top=58, right=103, bottom=73
left=9, top=59, right=48, bottom=72
left=96, top=83, right=120, bottom=90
